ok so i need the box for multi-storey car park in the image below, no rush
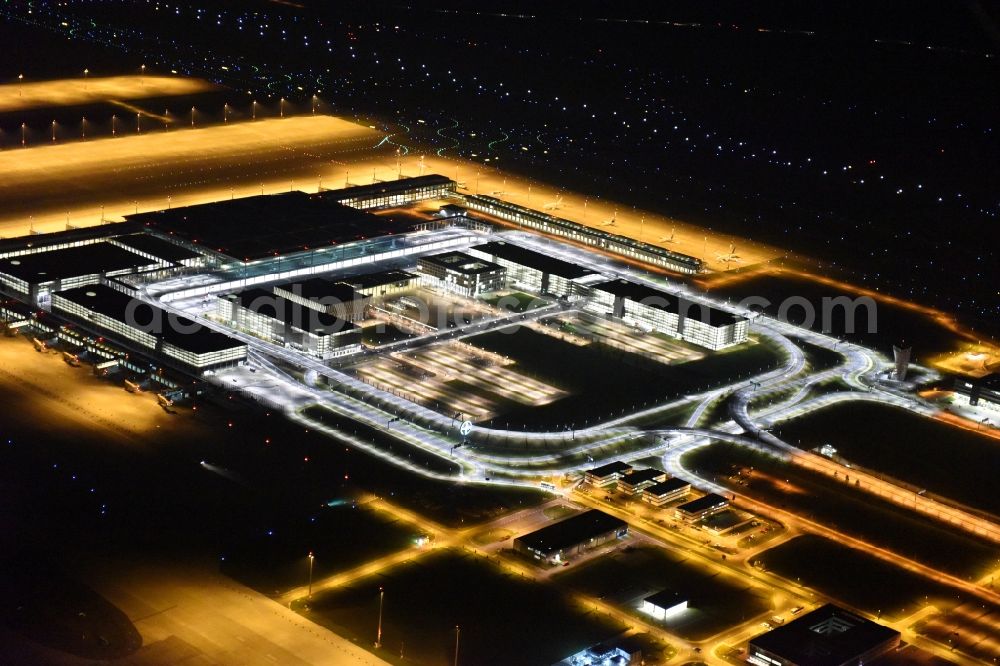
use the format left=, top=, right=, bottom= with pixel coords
left=3, top=171, right=991, bottom=561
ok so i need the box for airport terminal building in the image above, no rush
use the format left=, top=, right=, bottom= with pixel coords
left=51, top=284, right=247, bottom=371
left=274, top=278, right=371, bottom=322
left=417, top=251, right=506, bottom=297
left=586, top=279, right=749, bottom=351
left=216, top=287, right=361, bottom=359
left=468, top=240, right=597, bottom=299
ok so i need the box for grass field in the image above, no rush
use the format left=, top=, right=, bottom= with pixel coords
left=775, top=402, right=1000, bottom=517
left=701, top=271, right=963, bottom=356
left=756, top=535, right=965, bottom=621
left=300, top=549, right=628, bottom=666
left=466, top=326, right=782, bottom=430
left=221, top=503, right=418, bottom=596
left=682, top=443, right=1000, bottom=578
left=555, top=546, right=771, bottom=641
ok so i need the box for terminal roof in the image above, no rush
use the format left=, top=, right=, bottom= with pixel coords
left=128, top=191, right=419, bottom=261
left=0, top=242, right=156, bottom=284
left=472, top=241, right=594, bottom=279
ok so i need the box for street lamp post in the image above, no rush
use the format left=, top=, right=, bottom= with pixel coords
left=18, top=73, right=23, bottom=97
left=137, top=112, right=141, bottom=134
left=191, top=106, right=196, bottom=127
left=224, top=103, right=229, bottom=124
left=252, top=100, right=257, bottom=120
left=21, top=122, right=25, bottom=147
left=453, top=625, right=460, bottom=666
left=374, top=586, right=384, bottom=648
left=81, top=116, right=86, bottom=139
left=51, top=120, right=56, bottom=142
left=112, top=114, right=117, bottom=136
left=307, top=551, right=315, bottom=598
left=312, top=94, right=318, bottom=115
left=83, top=68, right=89, bottom=89
left=280, top=98, right=285, bottom=118
left=140, top=64, right=146, bottom=84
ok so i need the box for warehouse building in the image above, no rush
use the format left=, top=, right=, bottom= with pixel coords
left=0, top=241, right=161, bottom=305
left=514, top=509, right=628, bottom=564
left=216, top=287, right=361, bottom=359
left=643, top=477, right=692, bottom=507
left=617, top=468, right=667, bottom=495
left=675, top=493, right=729, bottom=522
left=584, top=461, right=633, bottom=488
left=641, top=591, right=688, bottom=621
left=748, top=604, right=900, bottom=666
left=586, top=279, right=748, bottom=351
left=51, top=284, right=246, bottom=371
left=274, top=278, right=371, bottom=321
left=417, top=251, right=506, bottom=297
left=468, top=240, right=597, bottom=298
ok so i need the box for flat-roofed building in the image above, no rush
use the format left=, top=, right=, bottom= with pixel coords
left=587, top=279, right=748, bottom=350
left=51, top=284, right=246, bottom=371
left=417, top=251, right=506, bottom=297
left=468, top=240, right=596, bottom=298
left=513, top=509, right=627, bottom=564
left=109, top=233, right=203, bottom=267
left=274, top=278, right=371, bottom=321
left=323, top=174, right=456, bottom=209
left=0, top=241, right=161, bottom=304
left=643, top=477, right=692, bottom=506
left=341, top=269, right=422, bottom=299
left=584, top=461, right=633, bottom=488
left=952, top=373, right=1000, bottom=413
left=216, top=287, right=361, bottom=359
left=748, top=604, right=900, bottom=666
left=641, top=590, right=688, bottom=621
left=675, top=493, right=729, bottom=522
left=618, top=468, right=667, bottom=495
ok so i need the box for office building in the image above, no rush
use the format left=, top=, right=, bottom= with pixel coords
left=216, top=287, right=361, bottom=359
left=514, top=509, right=627, bottom=564
left=587, top=279, right=748, bottom=351
left=748, top=604, right=900, bottom=666
left=51, top=284, right=246, bottom=371
left=417, top=251, right=506, bottom=297
left=643, top=477, right=692, bottom=506
left=468, top=240, right=596, bottom=298
left=617, top=468, right=667, bottom=495
left=584, top=461, right=633, bottom=488
left=675, top=493, right=729, bottom=522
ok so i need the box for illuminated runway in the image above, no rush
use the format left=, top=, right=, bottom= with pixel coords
left=0, top=115, right=381, bottom=236
left=0, top=75, right=217, bottom=113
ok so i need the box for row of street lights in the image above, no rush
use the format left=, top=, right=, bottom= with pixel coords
left=305, top=553, right=460, bottom=664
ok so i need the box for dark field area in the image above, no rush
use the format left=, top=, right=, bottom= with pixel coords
left=467, top=326, right=782, bottom=430
left=775, top=402, right=1000, bottom=517
left=701, top=271, right=968, bottom=357
left=555, top=545, right=771, bottom=641
left=681, top=443, right=1000, bottom=578
left=756, top=535, right=965, bottom=621
left=300, top=549, right=629, bottom=666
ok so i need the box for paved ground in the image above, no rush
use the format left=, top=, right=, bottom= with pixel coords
left=1, top=557, right=390, bottom=666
